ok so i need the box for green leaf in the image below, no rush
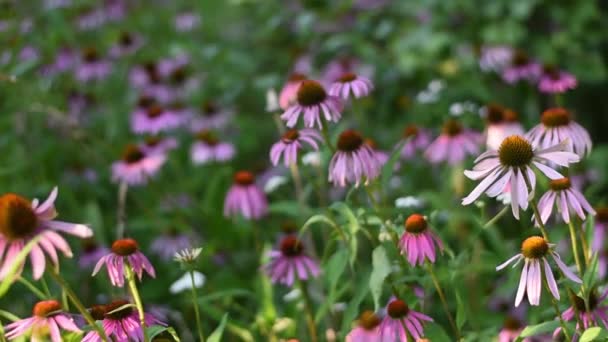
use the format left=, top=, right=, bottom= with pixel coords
left=300, top=214, right=337, bottom=235
left=455, top=289, right=467, bottom=330
left=423, top=322, right=452, bottom=342
left=325, top=249, right=349, bottom=292
left=340, top=272, right=370, bottom=337
left=583, top=252, right=599, bottom=288
left=146, top=326, right=181, bottom=341
left=0, top=235, right=42, bottom=299
left=369, top=245, right=391, bottom=311
left=580, top=327, right=608, bottom=342
left=381, top=139, right=406, bottom=187
left=518, top=321, right=560, bottom=338
left=207, top=313, right=229, bottom=342
left=331, top=202, right=360, bottom=266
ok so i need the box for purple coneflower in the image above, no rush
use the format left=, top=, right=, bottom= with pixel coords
left=538, top=65, right=577, bottom=94
left=190, top=130, right=235, bottom=164
left=553, top=290, right=608, bottom=338
left=0, top=188, right=92, bottom=279
left=279, top=73, right=307, bottom=110
left=378, top=297, right=433, bottom=341
left=328, top=130, right=381, bottom=187
left=150, top=229, right=194, bottom=261
left=92, top=238, right=156, bottom=287
left=190, top=101, right=231, bottom=131
left=263, top=236, right=320, bottom=286
left=5, top=300, right=81, bottom=341
left=224, top=171, right=268, bottom=220
left=424, top=119, right=481, bottom=165
left=498, top=316, right=527, bottom=342
left=82, top=300, right=165, bottom=342
left=41, top=47, right=75, bottom=76
left=364, top=139, right=390, bottom=167
left=483, top=104, right=524, bottom=151
left=346, top=310, right=382, bottom=342
left=131, top=104, right=185, bottom=134
left=536, top=177, right=595, bottom=225
left=129, top=62, right=161, bottom=89
left=79, top=239, right=110, bottom=270
left=110, top=31, right=143, bottom=57
left=329, top=72, right=373, bottom=99
left=592, top=207, right=608, bottom=253
left=175, top=12, right=201, bottom=32
left=462, top=135, right=580, bottom=218
left=526, top=108, right=592, bottom=158
left=398, top=214, right=444, bottom=266
left=400, top=124, right=431, bottom=159
left=270, top=128, right=321, bottom=166
left=75, top=47, right=111, bottom=82
left=502, top=51, right=541, bottom=84
left=111, top=144, right=166, bottom=186
left=139, top=136, right=178, bottom=156
left=479, top=45, right=513, bottom=73
left=280, top=80, right=343, bottom=128
left=496, top=236, right=581, bottom=307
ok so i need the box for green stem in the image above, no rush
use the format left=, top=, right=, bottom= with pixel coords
left=521, top=172, right=549, bottom=240
left=116, top=181, right=129, bottom=239
left=483, top=206, right=509, bottom=229
left=189, top=270, right=205, bottom=342
left=17, top=277, right=47, bottom=300
left=297, top=280, right=318, bottom=342
left=125, top=264, right=150, bottom=342
left=568, top=221, right=584, bottom=277
left=427, top=263, right=461, bottom=340
left=545, top=279, right=571, bottom=341
left=321, top=125, right=336, bottom=154
left=576, top=218, right=590, bottom=266
left=47, top=266, right=108, bottom=342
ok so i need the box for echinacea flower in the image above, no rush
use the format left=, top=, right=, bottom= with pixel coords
left=131, top=104, right=185, bottom=134
left=479, top=45, right=513, bottom=73
left=0, top=188, right=92, bottom=279
left=111, top=144, right=166, bottom=186
left=398, top=214, right=444, bottom=266
left=364, top=139, right=390, bottom=166
left=552, top=290, right=608, bottom=338
left=190, top=101, right=231, bottom=131
left=346, top=310, right=382, bottom=342
left=190, top=130, right=235, bottom=165
left=279, top=73, right=307, bottom=110
left=526, top=108, right=592, bottom=158
left=280, top=80, right=343, bottom=129
left=378, top=298, right=433, bottom=341
left=462, top=135, right=580, bottom=219
left=174, top=247, right=203, bottom=264
left=109, top=31, right=143, bottom=57
left=129, top=62, right=161, bottom=89
left=496, top=236, right=581, bottom=307
left=536, top=177, right=595, bottom=225
left=483, top=104, right=524, bottom=151
left=270, top=128, right=322, bottom=166
left=223, top=171, right=268, bottom=220
left=75, top=47, right=112, bottom=82
left=174, top=12, right=201, bottom=32
left=424, top=119, right=481, bottom=165
left=79, top=239, right=110, bottom=270
left=82, top=300, right=165, bottom=342
left=498, top=316, right=527, bottom=342
left=92, top=238, right=156, bottom=287
left=263, top=236, right=320, bottom=286
left=329, top=73, right=373, bottom=99
left=538, top=65, right=577, bottom=94
left=328, top=130, right=381, bottom=187
left=4, top=300, right=81, bottom=342
left=150, top=229, right=194, bottom=261
left=592, top=207, right=608, bottom=253
left=502, top=51, right=541, bottom=84
left=139, top=136, right=178, bottom=156
left=399, top=124, right=431, bottom=159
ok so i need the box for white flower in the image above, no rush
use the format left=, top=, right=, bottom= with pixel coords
left=428, top=79, right=445, bottom=93
left=174, top=247, right=203, bottom=263
left=169, top=271, right=205, bottom=294
left=265, top=88, right=279, bottom=112
left=264, top=175, right=287, bottom=193
left=395, top=196, right=424, bottom=209
left=302, top=151, right=321, bottom=167
left=283, top=288, right=301, bottom=302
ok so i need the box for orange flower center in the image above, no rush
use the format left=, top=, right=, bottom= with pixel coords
left=512, top=51, right=529, bottom=66
left=280, top=236, right=303, bottom=257
left=281, top=129, right=300, bottom=144
left=111, top=238, right=139, bottom=256
left=146, top=105, right=164, bottom=118
left=202, top=101, right=218, bottom=116
left=33, top=300, right=62, bottom=317
left=337, top=72, right=357, bottom=83
left=296, top=80, right=327, bottom=106
left=503, top=316, right=522, bottom=330
left=387, top=299, right=410, bottom=318
left=121, top=145, right=145, bottom=164
left=498, top=135, right=534, bottom=167
left=405, top=214, right=427, bottom=234
left=549, top=178, right=571, bottom=191
left=89, top=304, right=107, bottom=320
left=521, top=236, right=549, bottom=259
left=541, top=108, right=570, bottom=127
left=337, top=130, right=363, bottom=152
left=0, top=193, right=38, bottom=240
left=104, top=300, right=133, bottom=320
left=403, top=124, right=419, bottom=138
left=288, top=73, right=307, bottom=82
left=358, top=310, right=381, bottom=330
left=485, top=104, right=506, bottom=124
left=442, top=119, right=463, bottom=137
left=234, top=171, right=255, bottom=186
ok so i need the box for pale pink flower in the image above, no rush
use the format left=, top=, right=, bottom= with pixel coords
left=111, top=144, right=166, bottom=186
left=270, top=128, right=321, bottom=166
left=398, top=214, right=444, bottom=266
left=399, top=125, right=431, bottom=159
left=280, top=80, right=343, bottom=129
left=378, top=298, right=433, bottom=341
left=263, top=236, right=320, bottom=286
left=346, top=311, right=382, bottom=342
left=5, top=300, right=81, bottom=341
left=538, top=65, right=577, bottom=94
left=190, top=130, right=235, bottom=165
left=526, top=108, right=592, bottom=158
left=424, top=119, right=481, bottom=165
left=279, top=73, right=307, bottom=110
left=552, top=290, right=608, bottom=338
left=329, top=130, right=381, bottom=187
left=224, top=171, right=268, bottom=220
left=483, top=104, right=524, bottom=151
left=329, top=73, right=373, bottom=99
left=139, top=136, right=178, bottom=156
left=502, top=51, right=541, bottom=84
left=131, top=104, right=186, bottom=134
left=536, top=177, right=595, bottom=225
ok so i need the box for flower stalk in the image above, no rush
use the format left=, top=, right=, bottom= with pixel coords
left=125, top=263, right=150, bottom=342
left=189, top=270, right=205, bottom=342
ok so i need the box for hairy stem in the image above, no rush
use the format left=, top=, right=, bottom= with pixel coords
left=125, top=264, right=150, bottom=342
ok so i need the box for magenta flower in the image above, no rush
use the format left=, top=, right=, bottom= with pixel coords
left=129, top=62, right=161, bottom=89
left=131, top=104, right=186, bottom=134
left=502, top=51, right=541, bottom=84
left=0, top=188, right=93, bottom=280
left=5, top=300, right=81, bottom=342
left=79, top=239, right=110, bottom=270
left=223, top=171, right=268, bottom=220
left=378, top=298, right=433, bottom=341
left=593, top=208, right=608, bottom=253
left=462, top=136, right=580, bottom=219
left=346, top=310, right=382, bottom=342
left=92, top=238, right=156, bottom=287
left=536, top=177, right=595, bottom=225
left=496, top=236, right=581, bottom=307
left=399, top=124, right=431, bottom=159
left=538, top=65, right=577, bottom=94
left=109, top=31, right=144, bottom=58
left=329, top=72, right=373, bottom=99
left=498, top=316, right=527, bottom=342
left=190, top=101, right=232, bottom=131
left=280, top=80, right=343, bottom=128
left=270, top=128, right=321, bottom=166
left=75, top=48, right=112, bottom=82
left=329, top=130, right=381, bottom=187
left=483, top=104, right=524, bottom=151
left=553, top=290, right=608, bottom=338
left=526, top=108, right=592, bottom=157
left=150, top=230, right=194, bottom=261
left=365, top=139, right=390, bottom=167
left=82, top=300, right=165, bottom=342
left=139, top=136, right=178, bottom=156
left=398, top=214, right=444, bottom=266
left=279, top=73, right=307, bottom=110
left=190, top=130, right=235, bottom=165
left=41, top=47, right=76, bottom=76
left=424, top=119, right=481, bottom=165
left=263, top=236, right=320, bottom=286
left=111, top=144, right=166, bottom=186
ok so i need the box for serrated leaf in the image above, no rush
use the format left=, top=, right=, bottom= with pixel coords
left=207, top=313, right=229, bottom=342
left=369, top=246, right=391, bottom=311
left=518, top=321, right=560, bottom=338
left=580, top=327, right=608, bottom=342
left=0, top=235, right=42, bottom=299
